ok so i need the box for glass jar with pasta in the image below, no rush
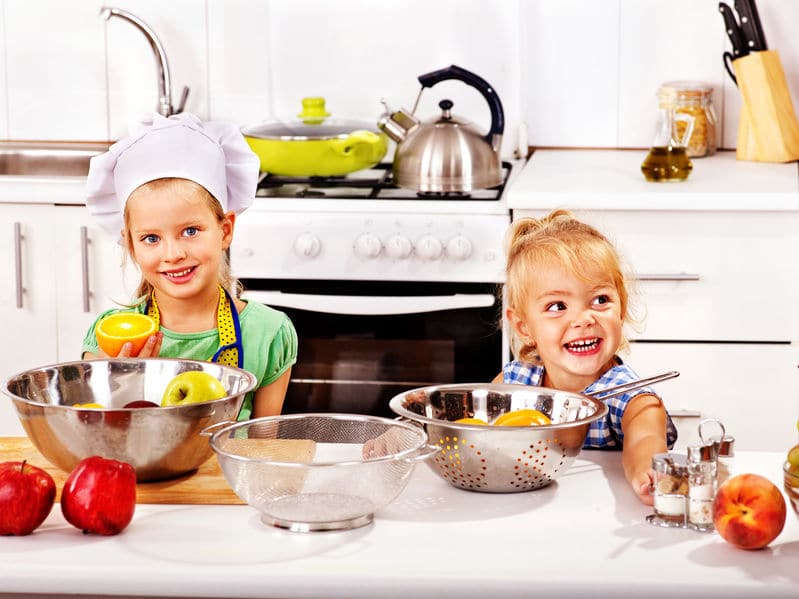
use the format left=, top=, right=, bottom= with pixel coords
left=658, top=82, right=717, bottom=158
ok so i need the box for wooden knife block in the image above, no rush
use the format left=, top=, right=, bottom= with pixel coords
left=733, top=50, right=799, bottom=163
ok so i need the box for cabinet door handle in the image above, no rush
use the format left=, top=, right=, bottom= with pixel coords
left=80, top=226, right=90, bottom=313
left=13, top=222, right=23, bottom=308
left=635, top=273, right=701, bottom=282
left=668, top=409, right=702, bottom=418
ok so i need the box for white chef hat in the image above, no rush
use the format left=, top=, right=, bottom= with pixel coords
left=86, top=112, right=259, bottom=240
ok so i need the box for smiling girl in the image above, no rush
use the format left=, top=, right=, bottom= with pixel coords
left=496, top=209, right=677, bottom=504
left=81, top=113, right=297, bottom=420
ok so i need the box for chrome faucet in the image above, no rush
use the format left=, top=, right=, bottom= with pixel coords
left=100, top=6, right=189, bottom=117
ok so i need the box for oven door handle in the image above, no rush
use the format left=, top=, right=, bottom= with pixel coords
left=242, top=290, right=496, bottom=316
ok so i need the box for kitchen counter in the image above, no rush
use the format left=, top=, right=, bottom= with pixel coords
left=0, top=450, right=795, bottom=599
left=506, top=149, right=799, bottom=211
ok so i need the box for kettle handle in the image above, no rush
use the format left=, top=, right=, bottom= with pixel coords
left=417, top=64, right=505, bottom=144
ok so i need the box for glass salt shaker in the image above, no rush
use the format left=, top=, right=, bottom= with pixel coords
left=698, top=418, right=735, bottom=486
left=647, top=452, right=688, bottom=528
left=687, top=443, right=717, bottom=532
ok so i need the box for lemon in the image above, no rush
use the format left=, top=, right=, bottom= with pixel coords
left=95, top=312, right=157, bottom=357
left=454, top=417, right=488, bottom=425
left=74, top=402, right=104, bottom=409
left=493, top=408, right=552, bottom=427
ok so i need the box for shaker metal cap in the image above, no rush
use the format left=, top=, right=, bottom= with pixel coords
left=687, top=443, right=716, bottom=462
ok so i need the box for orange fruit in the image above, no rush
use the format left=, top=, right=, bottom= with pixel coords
left=493, top=408, right=552, bottom=427
left=74, top=403, right=104, bottom=409
left=95, top=312, right=157, bottom=357
left=454, top=417, right=488, bottom=425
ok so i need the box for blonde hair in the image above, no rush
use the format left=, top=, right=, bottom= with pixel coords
left=503, top=209, right=633, bottom=362
left=122, top=177, right=241, bottom=307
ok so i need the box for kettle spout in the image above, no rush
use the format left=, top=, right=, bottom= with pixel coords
left=377, top=101, right=419, bottom=144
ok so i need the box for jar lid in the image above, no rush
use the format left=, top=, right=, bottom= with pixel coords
left=659, top=81, right=714, bottom=100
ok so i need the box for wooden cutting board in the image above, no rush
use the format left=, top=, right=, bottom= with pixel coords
left=0, top=437, right=316, bottom=505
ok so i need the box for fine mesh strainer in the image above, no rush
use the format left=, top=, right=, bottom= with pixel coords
left=389, top=372, right=678, bottom=493
left=208, top=413, right=437, bottom=532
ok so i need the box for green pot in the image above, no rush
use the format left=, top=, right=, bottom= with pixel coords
left=242, top=97, right=388, bottom=177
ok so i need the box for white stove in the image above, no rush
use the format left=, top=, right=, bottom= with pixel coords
left=230, top=160, right=522, bottom=417
left=231, top=161, right=519, bottom=284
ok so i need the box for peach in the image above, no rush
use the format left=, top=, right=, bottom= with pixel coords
left=713, top=473, right=786, bottom=550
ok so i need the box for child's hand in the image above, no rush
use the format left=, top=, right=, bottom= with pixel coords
left=632, top=469, right=655, bottom=506
left=116, top=332, right=162, bottom=358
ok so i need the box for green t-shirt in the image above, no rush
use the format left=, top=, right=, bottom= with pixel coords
left=82, top=300, right=297, bottom=420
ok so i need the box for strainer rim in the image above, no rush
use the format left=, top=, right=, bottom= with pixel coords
left=209, top=412, right=429, bottom=466
left=388, top=382, right=609, bottom=429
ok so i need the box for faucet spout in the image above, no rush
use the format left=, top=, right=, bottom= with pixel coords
left=100, top=6, right=187, bottom=117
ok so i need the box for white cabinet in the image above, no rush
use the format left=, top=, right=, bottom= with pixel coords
left=512, top=208, right=799, bottom=452
left=0, top=203, right=137, bottom=437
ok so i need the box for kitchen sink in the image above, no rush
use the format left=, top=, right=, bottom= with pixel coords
left=0, top=141, right=111, bottom=176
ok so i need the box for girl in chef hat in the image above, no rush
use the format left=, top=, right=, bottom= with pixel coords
left=81, top=112, right=297, bottom=420
left=498, top=209, right=677, bottom=505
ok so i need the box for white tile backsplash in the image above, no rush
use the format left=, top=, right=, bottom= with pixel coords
left=0, top=0, right=797, bottom=153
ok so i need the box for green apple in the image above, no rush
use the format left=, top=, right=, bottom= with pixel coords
left=161, top=371, right=227, bottom=407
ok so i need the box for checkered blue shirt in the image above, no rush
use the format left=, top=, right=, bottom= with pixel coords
left=502, top=358, right=678, bottom=449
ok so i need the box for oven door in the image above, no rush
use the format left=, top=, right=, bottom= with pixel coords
left=242, top=280, right=507, bottom=418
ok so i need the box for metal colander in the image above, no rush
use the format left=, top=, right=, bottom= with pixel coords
left=208, top=413, right=437, bottom=532
left=390, top=383, right=608, bottom=493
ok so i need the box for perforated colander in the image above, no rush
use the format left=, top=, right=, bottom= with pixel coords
left=389, top=373, right=678, bottom=493
left=208, top=413, right=437, bottom=532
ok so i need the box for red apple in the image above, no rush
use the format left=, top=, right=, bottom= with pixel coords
left=123, top=400, right=160, bottom=408
left=61, top=456, right=136, bottom=535
left=713, top=473, right=787, bottom=550
left=0, top=461, right=56, bottom=535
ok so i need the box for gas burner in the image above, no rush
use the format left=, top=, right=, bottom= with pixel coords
left=254, top=162, right=513, bottom=201
left=416, top=191, right=472, bottom=199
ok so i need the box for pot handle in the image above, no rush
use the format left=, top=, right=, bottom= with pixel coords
left=417, top=64, right=505, bottom=147
left=330, top=130, right=385, bottom=160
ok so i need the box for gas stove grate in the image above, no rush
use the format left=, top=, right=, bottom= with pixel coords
left=255, top=162, right=513, bottom=201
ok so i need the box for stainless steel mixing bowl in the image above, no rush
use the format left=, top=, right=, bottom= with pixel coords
left=3, top=358, right=257, bottom=481
left=389, top=383, right=609, bottom=493
left=210, top=413, right=438, bottom=532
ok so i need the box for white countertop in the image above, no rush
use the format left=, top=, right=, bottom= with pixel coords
left=0, top=450, right=794, bottom=599
left=506, top=149, right=799, bottom=211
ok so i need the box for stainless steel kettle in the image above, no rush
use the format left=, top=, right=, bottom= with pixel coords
left=378, top=64, right=505, bottom=193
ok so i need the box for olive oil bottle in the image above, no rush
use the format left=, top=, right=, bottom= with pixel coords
left=642, top=86, right=695, bottom=182
left=641, top=146, right=693, bottom=182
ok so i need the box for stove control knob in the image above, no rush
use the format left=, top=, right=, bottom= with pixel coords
left=446, top=235, right=473, bottom=261
left=293, top=232, right=321, bottom=258
left=354, top=233, right=382, bottom=258
left=416, top=235, right=443, bottom=261
left=385, top=235, right=413, bottom=259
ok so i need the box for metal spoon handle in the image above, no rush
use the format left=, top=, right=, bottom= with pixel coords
left=584, top=370, right=680, bottom=400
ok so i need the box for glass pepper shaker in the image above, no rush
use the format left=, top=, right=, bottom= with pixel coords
left=687, top=443, right=717, bottom=532
left=647, top=452, right=688, bottom=528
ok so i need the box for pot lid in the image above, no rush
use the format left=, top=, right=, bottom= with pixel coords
left=242, top=97, right=380, bottom=140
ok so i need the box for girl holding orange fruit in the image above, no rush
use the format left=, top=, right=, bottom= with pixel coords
left=81, top=113, right=297, bottom=420
left=497, top=209, right=677, bottom=505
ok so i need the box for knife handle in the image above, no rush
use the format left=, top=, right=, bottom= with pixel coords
left=719, top=2, right=749, bottom=58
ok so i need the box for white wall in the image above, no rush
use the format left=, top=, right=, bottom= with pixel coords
left=0, top=0, right=797, bottom=156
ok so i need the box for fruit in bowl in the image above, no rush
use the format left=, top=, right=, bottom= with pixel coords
left=95, top=312, right=157, bottom=357
left=161, top=371, right=228, bottom=407
left=713, top=473, right=787, bottom=550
